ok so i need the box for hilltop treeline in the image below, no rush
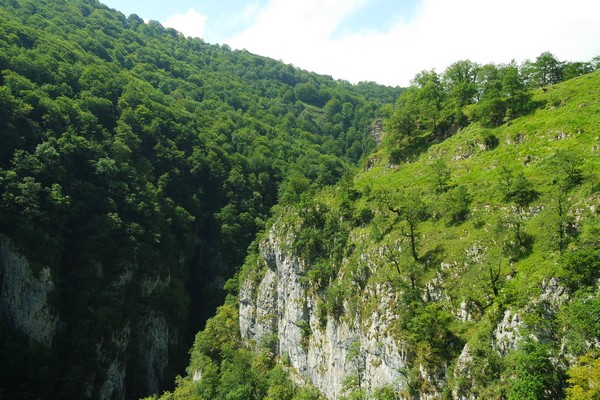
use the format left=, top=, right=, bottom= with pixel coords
left=385, top=54, right=599, bottom=163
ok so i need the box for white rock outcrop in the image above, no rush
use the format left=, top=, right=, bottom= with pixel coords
left=240, top=231, right=408, bottom=399
left=0, top=235, right=176, bottom=400
left=0, top=236, right=58, bottom=346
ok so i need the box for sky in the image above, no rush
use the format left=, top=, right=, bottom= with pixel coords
left=100, top=0, right=600, bottom=87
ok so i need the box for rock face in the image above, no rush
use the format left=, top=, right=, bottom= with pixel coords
left=453, top=277, right=574, bottom=400
left=0, top=235, right=177, bottom=400
left=137, top=311, right=174, bottom=394
left=239, top=231, right=408, bottom=399
left=239, top=225, right=588, bottom=400
left=493, top=308, right=523, bottom=355
left=0, top=236, right=58, bottom=346
left=493, top=277, right=571, bottom=354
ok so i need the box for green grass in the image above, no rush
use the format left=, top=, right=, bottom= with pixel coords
left=286, top=71, right=600, bottom=356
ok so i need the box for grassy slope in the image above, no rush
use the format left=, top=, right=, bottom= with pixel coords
left=305, top=70, right=600, bottom=395
left=158, top=71, right=599, bottom=400
left=351, top=70, right=599, bottom=292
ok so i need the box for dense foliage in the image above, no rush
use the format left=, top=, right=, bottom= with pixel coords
left=0, top=0, right=401, bottom=398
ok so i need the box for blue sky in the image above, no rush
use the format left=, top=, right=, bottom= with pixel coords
left=101, top=0, right=600, bottom=87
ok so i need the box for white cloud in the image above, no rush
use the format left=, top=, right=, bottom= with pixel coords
left=227, top=2, right=262, bottom=30
left=228, top=0, right=600, bottom=86
left=162, top=7, right=208, bottom=39
left=228, top=0, right=370, bottom=68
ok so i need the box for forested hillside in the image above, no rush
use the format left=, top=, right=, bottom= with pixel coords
left=0, top=1, right=401, bottom=399
left=157, top=64, right=600, bottom=398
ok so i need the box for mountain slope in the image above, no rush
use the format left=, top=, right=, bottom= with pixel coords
left=0, top=1, right=400, bottom=399
left=168, top=71, right=600, bottom=399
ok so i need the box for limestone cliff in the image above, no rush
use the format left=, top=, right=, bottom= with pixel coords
left=0, top=235, right=178, bottom=400
left=237, top=218, right=597, bottom=399
left=239, top=229, right=410, bottom=399
left=0, top=236, right=58, bottom=346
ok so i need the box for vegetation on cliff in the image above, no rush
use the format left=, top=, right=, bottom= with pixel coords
left=161, top=65, right=600, bottom=399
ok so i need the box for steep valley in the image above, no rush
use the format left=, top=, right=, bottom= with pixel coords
left=1, top=1, right=599, bottom=400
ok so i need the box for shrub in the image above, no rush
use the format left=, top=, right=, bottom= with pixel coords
left=558, top=290, right=600, bottom=355
left=566, top=353, right=600, bottom=400
left=559, top=247, right=600, bottom=291
left=480, top=130, right=499, bottom=149
left=498, top=167, right=538, bottom=207
left=325, top=283, right=346, bottom=320
left=442, top=185, right=471, bottom=225
left=505, top=340, right=564, bottom=400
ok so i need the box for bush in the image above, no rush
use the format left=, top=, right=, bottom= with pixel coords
left=505, top=340, right=564, bottom=400
left=550, top=149, right=583, bottom=189
left=429, top=159, right=451, bottom=194
left=304, top=262, right=337, bottom=289
left=442, top=185, right=471, bottom=225
left=559, top=247, right=600, bottom=291
left=325, top=283, right=346, bottom=320
left=558, top=290, right=600, bottom=355
left=373, top=386, right=398, bottom=400
left=298, top=319, right=312, bottom=350
left=353, top=206, right=373, bottom=226
left=494, top=215, right=534, bottom=262
left=408, top=303, right=462, bottom=360
left=480, top=130, right=499, bottom=149
left=566, top=353, right=600, bottom=400
left=498, top=167, right=538, bottom=207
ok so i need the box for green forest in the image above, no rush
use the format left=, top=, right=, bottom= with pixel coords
left=0, top=0, right=400, bottom=398
left=0, top=0, right=599, bottom=399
